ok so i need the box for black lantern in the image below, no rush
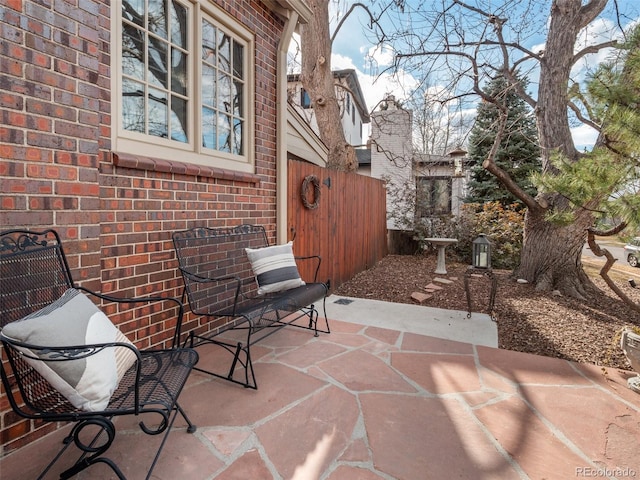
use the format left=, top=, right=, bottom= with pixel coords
left=472, top=234, right=491, bottom=269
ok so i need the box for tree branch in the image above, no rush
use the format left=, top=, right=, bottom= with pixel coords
left=573, top=40, right=619, bottom=64
left=567, top=100, right=602, bottom=132
left=481, top=109, right=542, bottom=213
left=586, top=227, right=640, bottom=313
left=331, top=3, right=387, bottom=45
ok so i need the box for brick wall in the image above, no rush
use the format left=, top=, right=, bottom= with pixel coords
left=0, top=0, right=283, bottom=455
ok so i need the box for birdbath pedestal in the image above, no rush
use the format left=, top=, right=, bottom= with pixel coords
left=424, top=238, right=458, bottom=275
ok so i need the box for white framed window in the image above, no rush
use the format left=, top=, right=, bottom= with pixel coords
left=300, top=89, right=311, bottom=109
left=115, top=0, right=255, bottom=172
left=415, top=176, right=452, bottom=217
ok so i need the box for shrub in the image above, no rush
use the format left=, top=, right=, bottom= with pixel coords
left=449, top=202, right=525, bottom=269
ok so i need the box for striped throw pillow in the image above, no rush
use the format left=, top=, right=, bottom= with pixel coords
left=245, top=241, right=305, bottom=294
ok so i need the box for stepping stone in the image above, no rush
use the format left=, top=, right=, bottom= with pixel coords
left=424, top=283, right=443, bottom=292
left=411, top=292, right=432, bottom=304
left=433, top=277, right=453, bottom=285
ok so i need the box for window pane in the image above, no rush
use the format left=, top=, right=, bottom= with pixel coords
left=170, top=95, right=187, bottom=142
left=218, top=73, right=231, bottom=112
left=148, top=40, right=168, bottom=88
left=171, top=48, right=186, bottom=95
left=416, top=178, right=451, bottom=216
left=122, top=79, right=145, bottom=133
left=202, top=106, right=216, bottom=149
left=148, top=0, right=168, bottom=39
left=301, top=89, right=311, bottom=109
left=122, top=27, right=145, bottom=80
left=170, top=2, right=187, bottom=48
left=123, top=0, right=144, bottom=26
left=233, top=118, right=243, bottom=155
left=201, top=64, right=216, bottom=106
left=233, top=80, right=243, bottom=117
left=217, top=30, right=230, bottom=73
left=202, top=20, right=216, bottom=63
left=148, top=87, right=168, bottom=138
left=233, top=40, right=243, bottom=78
left=218, top=114, right=231, bottom=152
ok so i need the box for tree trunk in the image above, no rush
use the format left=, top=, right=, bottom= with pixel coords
left=513, top=0, right=607, bottom=296
left=515, top=207, right=596, bottom=299
left=300, top=0, right=357, bottom=171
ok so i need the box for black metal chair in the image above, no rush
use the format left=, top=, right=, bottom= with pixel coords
left=0, top=229, right=199, bottom=480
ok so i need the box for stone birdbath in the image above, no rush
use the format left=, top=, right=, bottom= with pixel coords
left=424, top=238, right=458, bottom=275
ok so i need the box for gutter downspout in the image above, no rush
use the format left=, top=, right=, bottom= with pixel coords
left=276, top=13, right=298, bottom=244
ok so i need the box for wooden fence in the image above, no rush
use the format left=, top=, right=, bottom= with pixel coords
left=287, top=159, right=388, bottom=290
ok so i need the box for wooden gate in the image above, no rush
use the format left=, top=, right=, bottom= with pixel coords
left=287, top=159, right=388, bottom=289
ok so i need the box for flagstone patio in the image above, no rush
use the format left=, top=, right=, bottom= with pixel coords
left=1, top=303, right=639, bottom=479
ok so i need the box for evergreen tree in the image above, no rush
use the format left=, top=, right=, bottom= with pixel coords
left=465, top=75, right=540, bottom=207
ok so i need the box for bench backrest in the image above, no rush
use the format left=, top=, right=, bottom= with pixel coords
left=172, top=225, right=269, bottom=316
left=0, top=229, right=74, bottom=328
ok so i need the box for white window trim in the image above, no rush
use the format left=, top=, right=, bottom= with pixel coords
left=112, top=0, right=256, bottom=173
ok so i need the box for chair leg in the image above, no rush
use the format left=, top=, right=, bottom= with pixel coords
left=54, top=417, right=126, bottom=480
left=176, top=401, right=197, bottom=434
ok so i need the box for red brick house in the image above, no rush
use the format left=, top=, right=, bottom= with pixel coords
left=0, top=0, right=312, bottom=454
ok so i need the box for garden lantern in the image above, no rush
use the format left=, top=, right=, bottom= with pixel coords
left=465, top=234, right=496, bottom=320
left=472, top=234, right=491, bottom=269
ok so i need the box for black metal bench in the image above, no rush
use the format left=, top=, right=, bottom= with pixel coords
left=0, top=229, right=198, bottom=480
left=172, top=224, right=329, bottom=389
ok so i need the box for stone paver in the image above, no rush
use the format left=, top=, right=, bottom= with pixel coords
left=1, top=317, right=639, bottom=480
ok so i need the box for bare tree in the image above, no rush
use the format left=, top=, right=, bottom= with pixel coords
left=299, top=0, right=355, bottom=170
left=406, top=80, right=474, bottom=155
left=377, top=0, right=636, bottom=298
left=299, top=1, right=388, bottom=171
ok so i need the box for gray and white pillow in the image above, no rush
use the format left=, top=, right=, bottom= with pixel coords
left=1, top=289, right=137, bottom=412
left=245, top=241, right=305, bottom=294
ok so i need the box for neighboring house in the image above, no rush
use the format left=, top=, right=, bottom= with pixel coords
left=365, top=95, right=469, bottom=252
left=287, top=102, right=328, bottom=166
left=287, top=69, right=370, bottom=146
left=0, top=0, right=312, bottom=454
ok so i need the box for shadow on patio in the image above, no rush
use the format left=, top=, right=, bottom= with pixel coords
left=1, top=297, right=639, bottom=479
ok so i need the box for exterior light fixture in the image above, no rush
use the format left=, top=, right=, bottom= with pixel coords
left=465, top=234, right=497, bottom=320
left=472, top=234, right=491, bottom=269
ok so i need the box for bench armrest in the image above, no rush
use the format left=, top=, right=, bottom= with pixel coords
left=177, top=268, right=254, bottom=318
left=294, top=254, right=322, bottom=282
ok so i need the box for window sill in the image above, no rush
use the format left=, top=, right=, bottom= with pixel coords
left=112, top=152, right=262, bottom=185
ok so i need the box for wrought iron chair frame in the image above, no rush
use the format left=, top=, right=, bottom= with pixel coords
left=172, top=224, right=329, bottom=389
left=0, top=229, right=198, bottom=480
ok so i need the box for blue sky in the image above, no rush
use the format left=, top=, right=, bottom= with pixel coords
left=290, top=0, right=640, bottom=149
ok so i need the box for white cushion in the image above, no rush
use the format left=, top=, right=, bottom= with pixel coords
left=245, top=241, right=305, bottom=294
left=1, top=289, right=137, bottom=412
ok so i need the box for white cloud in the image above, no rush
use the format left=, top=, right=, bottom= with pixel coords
left=364, top=44, right=395, bottom=68
left=332, top=52, right=419, bottom=113
left=571, top=124, right=599, bottom=151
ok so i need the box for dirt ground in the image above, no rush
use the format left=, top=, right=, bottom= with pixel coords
left=333, top=253, right=640, bottom=370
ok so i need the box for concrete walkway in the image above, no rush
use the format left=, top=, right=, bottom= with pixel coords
left=1, top=299, right=639, bottom=479
left=325, top=295, right=498, bottom=347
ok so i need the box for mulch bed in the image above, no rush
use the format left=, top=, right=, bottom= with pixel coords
left=333, top=254, right=640, bottom=370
